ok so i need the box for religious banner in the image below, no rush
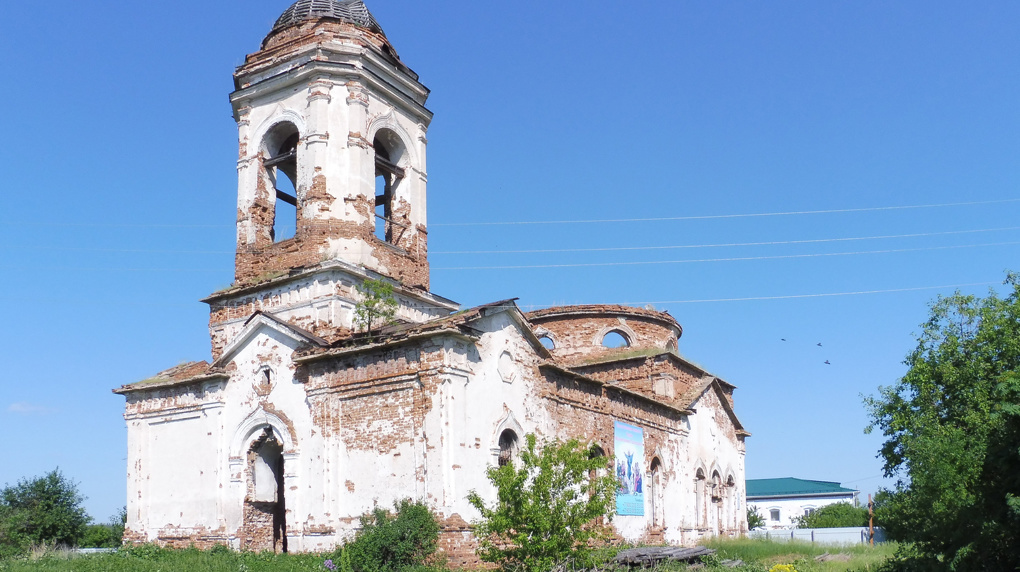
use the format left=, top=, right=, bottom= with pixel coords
left=614, top=420, right=645, bottom=516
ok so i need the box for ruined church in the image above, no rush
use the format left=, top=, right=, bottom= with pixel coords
left=114, top=1, right=749, bottom=564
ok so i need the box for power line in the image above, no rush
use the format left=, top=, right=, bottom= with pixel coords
left=1, top=198, right=1017, bottom=229
left=431, top=198, right=1020, bottom=227
left=519, top=281, right=1002, bottom=308
left=6, top=226, right=1016, bottom=257
left=433, top=241, right=1020, bottom=270
left=0, top=267, right=224, bottom=273
left=432, top=226, right=1020, bottom=255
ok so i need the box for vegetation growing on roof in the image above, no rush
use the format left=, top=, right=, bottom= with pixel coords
left=354, top=279, right=399, bottom=340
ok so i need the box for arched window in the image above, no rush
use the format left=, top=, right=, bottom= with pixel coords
left=602, top=330, right=630, bottom=349
left=498, top=429, right=518, bottom=467
left=262, top=124, right=300, bottom=243
left=695, top=468, right=707, bottom=528
left=710, top=471, right=723, bottom=534
left=726, top=474, right=737, bottom=531
left=539, top=335, right=555, bottom=350
left=649, top=457, right=663, bottom=527
left=373, top=130, right=407, bottom=244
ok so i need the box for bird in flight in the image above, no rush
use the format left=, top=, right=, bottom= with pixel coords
left=817, top=343, right=823, bottom=347
left=824, top=360, right=831, bottom=365
left=781, top=338, right=786, bottom=342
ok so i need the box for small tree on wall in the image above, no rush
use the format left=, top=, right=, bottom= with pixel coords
left=467, top=434, right=618, bottom=572
left=354, top=279, right=399, bottom=339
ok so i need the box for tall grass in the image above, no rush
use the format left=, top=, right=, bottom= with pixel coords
left=701, top=537, right=896, bottom=572
left=0, top=539, right=896, bottom=572
left=0, top=547, right=326, bottom=572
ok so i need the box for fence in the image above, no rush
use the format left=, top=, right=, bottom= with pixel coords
left=749, top=527, right=886, bottom=545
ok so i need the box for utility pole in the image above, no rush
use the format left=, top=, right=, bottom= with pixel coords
left=868, top=494, right=875, bottom=546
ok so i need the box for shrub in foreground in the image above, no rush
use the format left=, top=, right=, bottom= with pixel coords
left=0, top=469, right=89, bottom=558
left=467, top=434, right=618, bottom=572
left=332, top=499, right=441, bottom=572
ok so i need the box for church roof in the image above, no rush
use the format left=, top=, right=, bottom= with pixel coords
left=272, top=0, right=384, bottom=35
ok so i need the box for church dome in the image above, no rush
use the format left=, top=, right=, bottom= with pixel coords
left=272, top=0, right=384, bottom=35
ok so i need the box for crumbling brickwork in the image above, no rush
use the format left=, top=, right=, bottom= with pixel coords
left=527, top=306, right=681, bottom=361
left=116, top=3, right=746, bottom=563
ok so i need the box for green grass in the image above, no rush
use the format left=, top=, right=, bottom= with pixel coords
left=0, top=539, right=896, bottom=572
left=0, top=547, right=328, bottom=572
left=698, top=537, right=896, bottom=572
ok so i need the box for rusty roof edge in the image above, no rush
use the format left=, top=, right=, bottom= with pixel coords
left=201, top=261, right=457, bottom=310
left=567, top=350, right=736, bottom=389
left=113, top=372, right=230, bottom=395
left=538, top=362, right=693, bottom=417
left=293, top=327, right=478, bottom=364
left=526, top=305, right=683, bottom=337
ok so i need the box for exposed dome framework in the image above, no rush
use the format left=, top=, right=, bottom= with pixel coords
left=273, top=0, right=384, bottom=35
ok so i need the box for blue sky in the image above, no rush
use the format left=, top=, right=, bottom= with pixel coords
left=0, top=1, right=1017, bottom=521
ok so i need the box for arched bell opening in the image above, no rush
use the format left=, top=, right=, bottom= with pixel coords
left=372, top=129, right=408, bottom=244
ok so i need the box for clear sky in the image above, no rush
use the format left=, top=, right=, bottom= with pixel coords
left=0, top=1, right=1017, bottom=522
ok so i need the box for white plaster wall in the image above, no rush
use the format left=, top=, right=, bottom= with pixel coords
left=124, top=383, right=226, bottom=541
left=432, top=312, right=543, bottom=524
left=126, top=306, right=747, bottom=552
left=682, top=389, right=747, bottom=542
left=217, top=325, right=326, bottom=549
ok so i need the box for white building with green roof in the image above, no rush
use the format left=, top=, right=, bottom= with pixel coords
left=746, top=478, right=858, bottom=529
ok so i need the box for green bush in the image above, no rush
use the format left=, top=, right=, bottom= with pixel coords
left=467, top=434, right=618, bottom=572
left=0, top=469, right=89, bottom=557
left=80, top=507, right=126, bottom=549
left=334, top=499, right=441, bottom=572
left=793, top=502, right=869, bottom=529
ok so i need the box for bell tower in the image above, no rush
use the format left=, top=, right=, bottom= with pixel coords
left=230, top=0, right=432, bottom=290
left=204, top=1, right=456, bottom=358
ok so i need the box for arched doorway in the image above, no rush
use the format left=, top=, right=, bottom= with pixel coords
left=244, top=428, right=287, bottom=553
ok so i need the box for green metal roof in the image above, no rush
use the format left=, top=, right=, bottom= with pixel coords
left=746, top=478, right=857, bottom=498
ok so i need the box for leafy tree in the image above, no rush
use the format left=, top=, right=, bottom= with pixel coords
left=865, top=274, right=1020, bottom=570
left=793, top=502, right=867, bottom=529
left=80, top=507, right=127, bottom=549
left=747, top=505, right=766, bottom=530
left=354, top=279, right=399, bottom=339
left=0, top=469, right=89, bottom=555
left=333, top=499, right=440, bottom=572
left=467, top=434, right=618, bottom=572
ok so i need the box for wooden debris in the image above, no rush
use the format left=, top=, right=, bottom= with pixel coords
left=614, top=546, right=716, bottom=566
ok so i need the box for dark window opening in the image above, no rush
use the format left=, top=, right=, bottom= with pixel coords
left=373, top=134, right=406, bottom=244
left=266, top=132, right=299, bottom=242
left=498, top=429, right=518, bottom=467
